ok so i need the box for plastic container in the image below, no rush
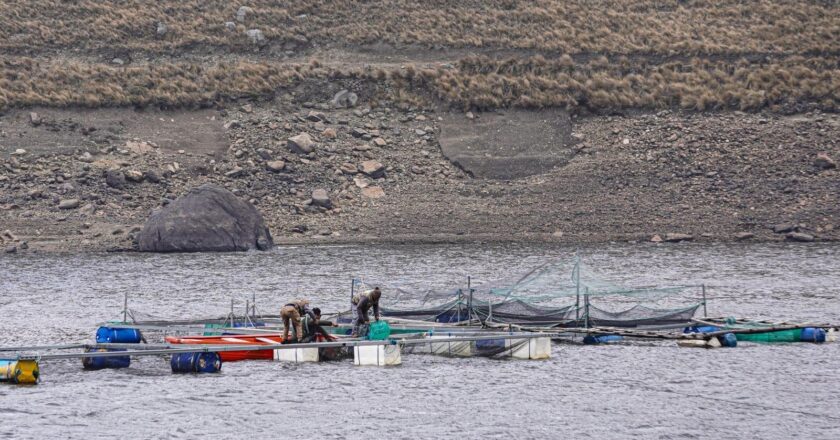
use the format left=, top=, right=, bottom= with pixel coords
left=736, top=329, right=802, bottom=343
left=96, top=326, right=143, bottom=344
left=170, top=352, right=222, bottom=374
left=367, top=321, right=391, bottom=340
left=583, top=334, right=624, bottom=345
left=800, top=327, right=826, bottom=343
left=0, top=359, right=40, bottom=384
left=717, top=333, right=738, bottom=347
left=683, top=325, right=720, bottom=334
left=82, top=348, right=131, bottom=370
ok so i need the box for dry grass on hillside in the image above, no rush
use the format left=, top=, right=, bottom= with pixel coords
left=3, top=0, right=838, bottom=55
left=2, top=55, right=837, bottom=113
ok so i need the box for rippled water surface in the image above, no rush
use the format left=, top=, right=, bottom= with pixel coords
left=1, top=243, right=839, bottom=439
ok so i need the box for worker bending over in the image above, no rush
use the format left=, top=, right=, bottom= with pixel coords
left=351, top=287, right=381, bottom=337
left=300, top=307, right=335, bottom=343
left=281, top=299, right=314, bottom=342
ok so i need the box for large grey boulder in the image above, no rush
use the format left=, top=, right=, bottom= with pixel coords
left=137, top=184, right=273, bottom=252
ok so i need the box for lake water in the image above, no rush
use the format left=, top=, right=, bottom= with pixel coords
left=1, top=243, right=839, bottom=439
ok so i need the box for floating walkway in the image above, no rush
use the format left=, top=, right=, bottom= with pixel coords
left=0, top=331, right=556, bottom=385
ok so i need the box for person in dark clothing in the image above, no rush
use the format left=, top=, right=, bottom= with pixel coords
left=350, top=287, right=381, bottom=337
left=300, top=307, right=335, bottom=343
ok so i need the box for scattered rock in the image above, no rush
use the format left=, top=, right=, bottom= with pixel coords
left=124, top=170, right=144, bottom=183
left=245, top=29, right=265, bottom=46
left=29, top=112, right=41, bottom=126
left=4, top=245, right=16, bottom=254
left=2, top=230, right=17, bottom=241
left=358, top=160, right=385, bottom=178
left=306, top=111, right=325, bottom=122
left=236, top=6, right=253, bottom=22
left=225, top=166, right=246, bottom=178
left=466, top=111, right=475, bottom=120
left=105, top=169, right=126, bottom=189
left=361, top=186, right=385, bottom=199
left=12, top=148, right=27, bottom=156
left=373, top=137, right=387, bottom=147
left=786, top=232, right=815, bottom=242
left=144, top=170, right=162, bottom=183
left=78, top=152, right=94, bottom=163
left=322, top=127, right=337, bottom=139
left=351, top=128, right=367, bottom=138
left=340, top=163, right=358, bottom=175
left=80, top=203, right=96, bottom=216
left=155, top=21, right=168, bottom=37
left=310, top=189, right=332, bottom=208
left=125, top=140, right=154, bottom=154
left=288, top=133, right=315, bottom=154
left=331, top=90, right=358, bottom=108
left=223, top=120, right=242, bottom=130
left=225, top=21, right=237, bottom=31
left=815, top=153, right=836, bottom=170
left=265, top=160, right=286, bottom=172
left=58, top=199, right=80, bottom=209
left=735, top=232, right=755, bottom=241
left=353, top=176, right=370, bottom=188
left=650, top=234, right=663, bottom=243
left=773, top=223, right=797, bottom=234
left=664, top=233, right=693, bottom=242
left=137, top=184, right=273, bottom=252
left=19, top=241, right=28, bottom=250
left=410, top=166, right=424, bottom=174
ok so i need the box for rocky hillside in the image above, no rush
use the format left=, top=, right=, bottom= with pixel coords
left=0, top=1, right=838, bottom=252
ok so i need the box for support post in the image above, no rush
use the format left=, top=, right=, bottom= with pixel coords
left=122, top=292, right=128, bottom=324
left=467, top=276, right=473, bottom=323
left=702, top=284, right=707, bottom=318
left=584, top=288, right=590, bottom=329
left=574, top=257, right=581, bottom=323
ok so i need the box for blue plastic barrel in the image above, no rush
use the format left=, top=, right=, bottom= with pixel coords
left=583, top=334, right=624, bottom=345
left=683, top=325, right=720, bottom=334
left=800, top=327, right=826, bottom=343
left=96, top=326, right=143, bottom=344
left=82, top=348, right=131, bottom=370
left=717, top=333, right=738, bottom=347
left=475, top=338, right=506, bottom=350
left=232, top=322, right=266, bottom=328
left=170, top=352, right=222, bottom=374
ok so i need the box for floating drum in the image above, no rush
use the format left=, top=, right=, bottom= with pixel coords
left=583, top=334, right=624, bottom=345
left=717, top=333, right=738, bottom=348
left=274, top=347, right=320, bottom=363
left=96, top=326, right=143, bottom=344
left=683, top=325, right=720, bottom=334
left=353, top=343, right=401, bottom=366
left=800, top=327, right=826, bottom=343
left=170, top=352, right=222, bottom=374
left=82, top=348, right=131, bottom=370
left=0, top=359, right=39, bottom=384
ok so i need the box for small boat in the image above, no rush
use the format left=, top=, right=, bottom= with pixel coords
left=165, top=334, right=284, bottom=362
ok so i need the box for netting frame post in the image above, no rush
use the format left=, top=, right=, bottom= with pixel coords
left=701, top=284, right=707, bottom=318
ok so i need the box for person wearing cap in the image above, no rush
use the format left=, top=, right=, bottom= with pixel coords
left=350, top=287, right=381, bottom=337
left=300, top=307, right=336, bottom=342
left=281, top=299, right=314, bottom=342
